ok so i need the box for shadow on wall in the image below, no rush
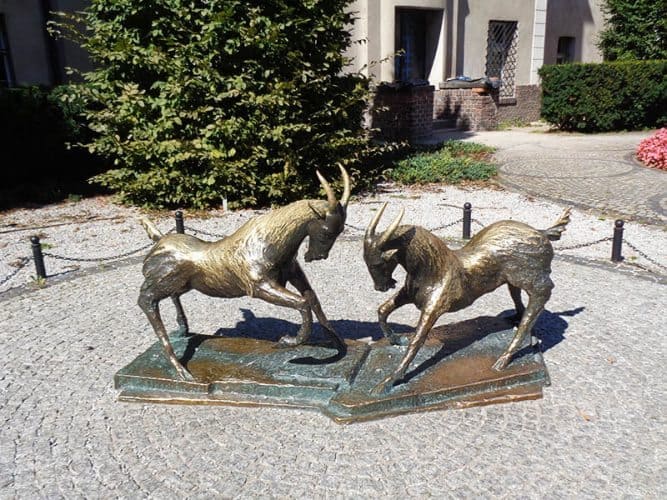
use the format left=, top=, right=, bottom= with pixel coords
left=544, top=0, right=595, bottom=64
left=443, top=0, right=469, bottom=77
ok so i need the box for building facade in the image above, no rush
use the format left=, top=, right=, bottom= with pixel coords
left=0, top=0, right=90, bottom=87
left=347, top=0, right=604, bottom=136
left=1, top=0, right=604, bottom=134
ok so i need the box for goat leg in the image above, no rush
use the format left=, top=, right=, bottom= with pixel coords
left=254, top=280, right=314, bottom=346
left=493, top=284, right=551, bottom=371
left=287, top=262, right=344, bottom=351
left=378, top=286, right=411, bottom=345
left=171, top=295, right=190, bottom=337
left=138, top=289, right=194, bottom=381
left=371, top=309, right=438, bottom=396
left=507, top=284, right=525, bottom=325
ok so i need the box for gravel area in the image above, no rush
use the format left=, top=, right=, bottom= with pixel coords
left=1, top=185, right=666, bottom=294
left=1, top=218, right=665, bottom=497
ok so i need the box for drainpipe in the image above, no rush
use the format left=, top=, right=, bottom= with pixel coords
left=39, top=0, right=62, bottom=86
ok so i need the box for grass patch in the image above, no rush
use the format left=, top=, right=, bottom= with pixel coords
left=387, top=140, right=497, bottom=185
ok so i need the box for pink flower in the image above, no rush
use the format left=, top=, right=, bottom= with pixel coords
left=637, top=128, right=667, bottom=171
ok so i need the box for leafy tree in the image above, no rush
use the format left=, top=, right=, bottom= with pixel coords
left=598, top=0, right=667, bottom=60
left=52, top=0, right=386, bottom=208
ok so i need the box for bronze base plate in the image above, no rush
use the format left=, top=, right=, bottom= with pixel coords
left=115, top=326, right=549, bottom=423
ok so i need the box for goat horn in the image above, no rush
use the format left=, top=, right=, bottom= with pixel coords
left=338, top=164, right=351, bottom=209
left=378, top=206, right=404, bottom=248
left=365, top=202, right=387, bottom=241
left=316, top=170, right=337, bottom=212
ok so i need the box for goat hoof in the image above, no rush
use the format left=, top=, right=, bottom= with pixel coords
left=492, top=355, right=510, bottom=371
left=370, top=378, right=394, bottom=396
left=389, top=334, right=409, bottom=346
left=177, top=368, right=195, bottom=381
left=278, top=335, right=300, bottom=347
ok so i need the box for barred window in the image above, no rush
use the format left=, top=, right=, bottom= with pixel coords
left=0, top=15, right=14, bottom=87
left=486, top=21, right=518, bottom=99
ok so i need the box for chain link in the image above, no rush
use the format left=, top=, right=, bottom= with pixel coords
left=184, top=226, right=227, bottom=239
left=427, top=218, right=464, bottom=233
left=472, top=218, right=486, bottom=228
left=344, top=223, right=367, bottom=233
left=43, top=242, right=153, bottom=263
left=557, top=236, right=613, bottom=251
left=0, top=257, right=31, bottom=287
left=624, top=240, right=667, bottom=272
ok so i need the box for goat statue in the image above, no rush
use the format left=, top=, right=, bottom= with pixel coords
left=138, top=166, right=351, bottom=381
left=363, top=203, right=571, bottom=395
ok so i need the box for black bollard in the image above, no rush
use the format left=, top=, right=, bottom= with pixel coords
left=462, top=202, right=472, bottom=239
left=175, top=211, right=185, bottom=234
left=611, top=220, right=624, bottom=262
left=31, top=236, right=47, bottom=279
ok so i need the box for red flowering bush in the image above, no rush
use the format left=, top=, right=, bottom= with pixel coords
left=636, top=128, right=667, bottom=171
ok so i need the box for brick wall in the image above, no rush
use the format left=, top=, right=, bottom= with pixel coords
left=434, top=89, right=496, bottom=130
left=434, top=84, right=542, bottom=130
left=371, top=85, right=434, bottom=141
left=496, top=85, right=542, bottom=124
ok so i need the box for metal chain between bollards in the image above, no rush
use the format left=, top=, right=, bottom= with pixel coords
left=557, top=236, right=614, bottom=251
left=184, top=226, right=227, bottom=239
left=427, top=218, right=464, bottom=233
left=42, top=242, right=154, bottom=263
left=624, top=240, right=667, bottom=272
left=0, top=257, right=31, bottom=287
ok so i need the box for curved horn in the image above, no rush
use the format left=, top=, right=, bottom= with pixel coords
left=378, top=206, right=404, bottom=248
left=338, top=164, right=351, bottom=208
left=316, top=170, right=337, bottom=212
left=365, top=202, right=388, bottom=242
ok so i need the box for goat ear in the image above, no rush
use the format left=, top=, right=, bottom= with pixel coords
left=308, top=202, right=326, bottom=220
left=382, top=249, right=398, bottom=261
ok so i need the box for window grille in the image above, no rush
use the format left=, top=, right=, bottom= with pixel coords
left=0, top=15, right=14, bottom=87
left=486, top=21, right=518, bottom=99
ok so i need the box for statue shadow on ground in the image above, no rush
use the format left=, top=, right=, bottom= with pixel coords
left=401, top=306, right=585, bottom=384
left=179, top=306, right=584, bottom=368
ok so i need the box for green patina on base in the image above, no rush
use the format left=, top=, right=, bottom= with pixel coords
left=115, top=326, right=549, bottom=423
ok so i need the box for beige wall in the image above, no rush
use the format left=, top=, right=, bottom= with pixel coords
left=0, top=0, right=52, bottom=85
left=458, top=0, right=537, bottom=85
left=51, top=0, right=92, bottom=79
left=0, top=0, right=90, bottom=86
left=348, top=0, right=541, bottom=85
left=544, top=0, right=603, bottom=65
left=347, top=0, right=450, bottom=84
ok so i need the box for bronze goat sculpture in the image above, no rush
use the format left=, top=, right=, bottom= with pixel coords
left=363, top=203, right=571, bottom=395
left=138, top=166, right=351, bottom=381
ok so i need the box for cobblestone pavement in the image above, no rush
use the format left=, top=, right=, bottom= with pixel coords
left=2, top=129, right=666, bottom=497
left=1, top=236, right=665, bottom=498
left=433, top=128, right=667, bottom=225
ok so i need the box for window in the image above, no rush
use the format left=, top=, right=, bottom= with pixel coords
left=0, top=15, right=14, bottom=87
left=556, top=36, right=575, bottom=64
left=394, top=8, right=442, bottom=83
left=486, top=21, right=518, bottom=99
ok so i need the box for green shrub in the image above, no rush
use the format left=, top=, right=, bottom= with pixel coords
left=388, top=141, right=497, bottom=185
left=0, top=86, right=98, bottom=188
left=539, top=61, right=667, bottom=132
left=598, top=0, right=667, bottom=61
left=52, top=0, right=390, bottom=209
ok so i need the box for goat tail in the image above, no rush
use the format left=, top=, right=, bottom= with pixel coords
left=140, top=216, right=163, bottom=242
left=541, top=208, right=572, bottom=241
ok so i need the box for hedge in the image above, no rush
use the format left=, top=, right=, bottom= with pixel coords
left=52, top=0, right=391, bottom=209
left=539, top=60, right=667, bottom=132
